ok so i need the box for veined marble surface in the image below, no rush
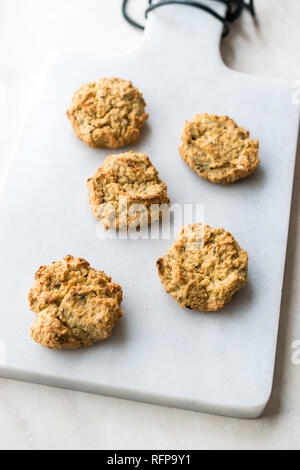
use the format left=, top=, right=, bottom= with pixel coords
left=0, top=0, right=299, bottom=450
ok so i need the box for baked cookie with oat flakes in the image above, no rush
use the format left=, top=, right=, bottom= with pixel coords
left=157, top=223, right=248, bottom=311
left=87, top=151, right=170, bottom=230
left=179, top=114, right=260, bottom=184
left=29, top=255, right=123, bottom=349
left=67, top=77, right=148, bottom=148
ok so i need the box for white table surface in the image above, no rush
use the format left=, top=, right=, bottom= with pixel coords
left=0, top=0, right=299, bottom=450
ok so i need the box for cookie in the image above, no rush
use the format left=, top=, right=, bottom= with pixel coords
left=157, top=223, right=248, bottom=311
left=179, top=114, right=260, bottom=184
left=29, top=256, right=123, bottom=349
left=66, top=77, right=148, bottom=148
left=87, top=151, right=170, bottom=230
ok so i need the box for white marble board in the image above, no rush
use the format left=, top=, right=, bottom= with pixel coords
left=0, top=3, right=299, bottom=418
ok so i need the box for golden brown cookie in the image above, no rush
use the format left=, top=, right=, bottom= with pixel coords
left=87, top=151, right=170, bottom=230
left=66, top=77, right=148, bottom=148
left=179, top=114, right=260, bottom=184
left=157, top=223, right=248, bottom=311
left=29, top=256, right=123, bottom=349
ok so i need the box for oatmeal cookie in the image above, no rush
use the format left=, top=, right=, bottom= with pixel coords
left=87, top=151, right=170, bottom=230
left=157, top=223, right=248, bottom=311
left=179, top=114, right=260, bottom=184
left=29, top=255, right=123, bottom=349
left=66, top=77, right=148, bottom=148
